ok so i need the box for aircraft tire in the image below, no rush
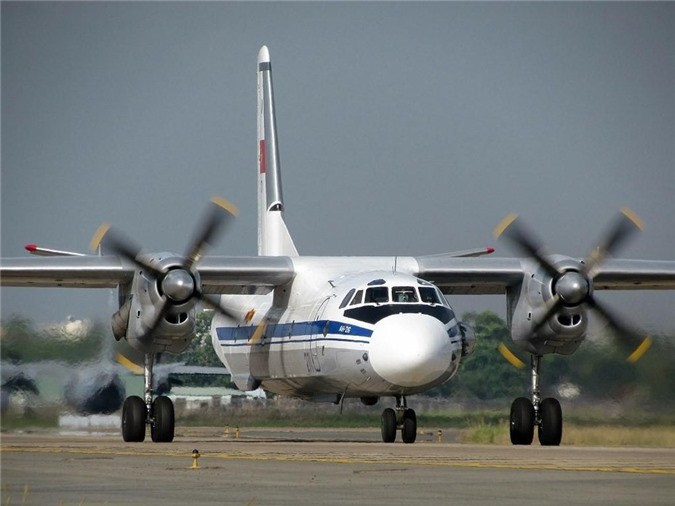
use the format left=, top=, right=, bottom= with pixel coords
left=538, top=397, right=562, bottom=446
left=151, top=396, right=175, bottom=443
left=510, top=397, right=534, bottom=445
left=122, top=395, right=146, bottom=443
left=401, top=408, right=417, bottom=444
left=381, top=408, right=397, bottom=443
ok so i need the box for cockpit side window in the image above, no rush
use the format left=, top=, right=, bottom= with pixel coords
left=365, top=286, right=389, bottom=304
left=392, top=286, right=418, bottom=303
left=419, top=287, right=441, bottom=304
left=351, top=289, right=363, bottom=305
left=339, top=288, right=356, bottom=309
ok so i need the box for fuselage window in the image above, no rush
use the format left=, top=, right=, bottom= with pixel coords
left=351, top=289, right=363, bottom=305
left=339, top=288, right=356, bottom=309
left=365, top=286, right=389, bottom=304
left=392, top=286, right=418, bottom=303
left=419, top=287, right=441, bottom=304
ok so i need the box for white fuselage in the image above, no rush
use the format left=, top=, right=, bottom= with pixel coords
left=211, top=257, right=463, bottom=401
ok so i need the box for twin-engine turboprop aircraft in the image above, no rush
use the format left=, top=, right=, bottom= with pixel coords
left=2, top=46, right=674, bottom=445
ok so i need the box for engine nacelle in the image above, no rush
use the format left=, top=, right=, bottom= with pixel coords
left=112, top=299, right=131, bottom=341
left=113, top=253, right=198, bottom=354
left=507, top=257, right=587, bottom=356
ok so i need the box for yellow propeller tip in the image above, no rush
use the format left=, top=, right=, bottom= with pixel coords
left=249, top=319, right=267, bottom=345
left=620, top=208, right=645, bottom=231
left=498, top=342, right=526, bottom=369
left=627, top=336, right=652, bottom=363
left=212, top=197, right=239, bottom=217
left=90, top=223, right=111, bottom=251
left=116, top=353, right=144, bottom=375
left=493, top=213, right=519, bottom=239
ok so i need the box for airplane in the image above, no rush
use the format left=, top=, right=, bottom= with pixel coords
left=1, top=358, right=125, bottom=415
left=1, top=341, right=230, bottom=417
left=2, top=46, right=674, bottom=445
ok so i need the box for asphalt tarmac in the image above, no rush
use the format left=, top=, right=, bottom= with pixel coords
left=2, top=427, right=674, bottom=505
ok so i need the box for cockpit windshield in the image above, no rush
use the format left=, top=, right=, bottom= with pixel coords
left=346, top=283, right=447, bottom=307
left=342, top=281, right=455, bottom=325
left=365, top=286, right=389, bottom=304
left=418, top=287, right=441, bottom=304
left=392, top=286, right=418, bottom=303
left=341, top=278, right=449, bottom=312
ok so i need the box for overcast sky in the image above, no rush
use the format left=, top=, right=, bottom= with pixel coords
left=2, top=2, right=673, bottom=333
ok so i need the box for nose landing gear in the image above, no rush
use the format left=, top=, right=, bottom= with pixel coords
left=381, top=395, right=417, bottom=444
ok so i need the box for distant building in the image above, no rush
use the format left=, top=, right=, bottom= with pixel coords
left=169, top=386, right=266, bottom=410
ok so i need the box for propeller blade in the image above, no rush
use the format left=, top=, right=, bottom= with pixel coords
left=498, top=343, right=526, bottom=369
left=91, top=224, right=163, bottom=277
left=116, top=353, right=144, bottom=375
left=145, top=298, right=172, bottom=337
left=626, top=336, right=653, bottom=363
left=248, top=318, right=268, bottom=346
left=184, top=197, right=238, bottom=269
left=585, top=208, right=643, bottom=276
left=494, top=213, right=559, bottom=278
left=194, top=290, right=238, bottom=321
left=586, top=295, right=652, bottom=362
left=530, top=294, right=564, bottom=336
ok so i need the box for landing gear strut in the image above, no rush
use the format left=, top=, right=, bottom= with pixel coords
left=381, top=396, right=417, bottom=444
left=509, top=355, right=562, bottom=446
left=121, top=353, right=175, bottom=443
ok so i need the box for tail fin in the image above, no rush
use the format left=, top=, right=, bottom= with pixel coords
left=257, top=46, right=299, bottom=257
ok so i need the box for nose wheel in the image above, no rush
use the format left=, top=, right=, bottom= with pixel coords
left=509, top=355, right=563, bottom=446
left=381, top=396, right=417, bottom=444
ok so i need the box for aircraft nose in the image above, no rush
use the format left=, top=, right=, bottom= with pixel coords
left=369, top=313, right=454, bottom=388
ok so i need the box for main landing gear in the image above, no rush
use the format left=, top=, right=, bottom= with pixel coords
left=509, top=355, right=562, bottom=446
left=121, top=353, right=175, bottom=443
left=381, top=396, right=417, bottom=444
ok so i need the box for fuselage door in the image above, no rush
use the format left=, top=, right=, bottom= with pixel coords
left=309, top=297, right=330, bottom=372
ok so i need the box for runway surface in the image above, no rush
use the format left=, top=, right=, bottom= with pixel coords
left=2, top=427, right=674, bottom=505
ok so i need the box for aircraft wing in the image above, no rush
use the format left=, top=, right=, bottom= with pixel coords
left=197, top=256, right=295, bottom=293
left=414, top=256, right=524, bottom=295
left=414, top=256, right=675, bottom=295
left=0, top=254, right=295, bottom=292
left=592, top=259, right=675, bottom=290
left=0, top=255, right=135, bottom=288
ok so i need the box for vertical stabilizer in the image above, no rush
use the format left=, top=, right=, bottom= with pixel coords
left=257, top=46, right=299, bottom=257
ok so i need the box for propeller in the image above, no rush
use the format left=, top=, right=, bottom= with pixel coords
left=497, top=342, right=526, bottom=369
left=91, top=197, right=240, bottom=338
left=494, top=208, right=652, bottom=362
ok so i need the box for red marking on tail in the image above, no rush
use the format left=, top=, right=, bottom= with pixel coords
left=25, top=244, right=38, bottom=252
left=259, top=140, right=266, bottom=174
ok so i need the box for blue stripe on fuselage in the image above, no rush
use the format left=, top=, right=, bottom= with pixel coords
left=216, top=320, right=373, bottom=343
